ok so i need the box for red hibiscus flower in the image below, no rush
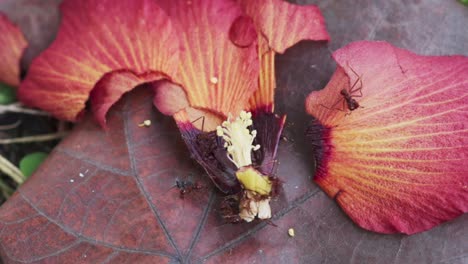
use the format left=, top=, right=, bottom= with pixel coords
left=18, top=0, right=329, bottom=222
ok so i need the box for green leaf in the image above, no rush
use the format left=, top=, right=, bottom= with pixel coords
left=460, top=0, right=468, bottom=5
left=19, top=152, right=48, bottom=178
left=0, top=83, right=17, bottom=105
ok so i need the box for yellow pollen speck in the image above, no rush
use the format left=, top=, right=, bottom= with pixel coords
left=288, top=228, right=295, bottom=237
left=138, top=120, right=152, bottom=127
left=210, top=77, right=218, bottom=84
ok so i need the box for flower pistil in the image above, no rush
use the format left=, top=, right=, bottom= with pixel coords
left=216, top=110, right=273, bottom=222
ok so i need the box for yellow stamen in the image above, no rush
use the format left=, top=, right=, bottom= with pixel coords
left=216, top=111, right=260, bottom=168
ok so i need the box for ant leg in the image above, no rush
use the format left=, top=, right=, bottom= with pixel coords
left=191, top=116, right=206, bottom=132
left=320, top=99, right=345, bottom=112
left=347, top=65, right=364, bottom=98
left=347, top=62, right=361, bottom=80
left=345, top=108, right=352, bottom=117
left=352, top=85, right=363, bottom=98
left=320, top=103, right=346, bottom=112
left=164, top=181, right=179, bottom=196
left=319, top=104, right=333, bottom=110
left=265, top=219, right=278, bottom=227
left=350, top=76, right=363, bottom=97
left=349, top=74, right=361, bottom=91
left=336, top=99, right=346, bottom=112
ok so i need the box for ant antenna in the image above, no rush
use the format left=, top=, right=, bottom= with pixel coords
left=265, top=219, right=278, bottom=227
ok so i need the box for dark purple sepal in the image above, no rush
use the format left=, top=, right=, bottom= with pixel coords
left=305, top=118, right=333, bottom=181
left=251, top=111, right=286, bottom=176
left=176, top=122, right=241, bottom=194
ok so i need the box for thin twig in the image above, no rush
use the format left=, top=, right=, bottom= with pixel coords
left=0, top=179, right=14, bottom=198
left=0, top=119, right=22, bottom=131
left=0, top=103, right=49, bottom=116
left=57, top=120, right=68, bottom=132
left=0, top=132, right=68, bottom=144
left=0, top=155, right=25, bottom=184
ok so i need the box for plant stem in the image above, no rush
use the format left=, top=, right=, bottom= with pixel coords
left=0, top=103, right=49, bottom=116
left=0, top=155, right=25, bottom=184
left=0, top=119, right=22, bottom=130
left=0, top=179, right=14, bottom=198
left=0, top=132, right=68, bottom=144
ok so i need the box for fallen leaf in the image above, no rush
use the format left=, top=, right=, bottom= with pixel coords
left=0, top=88, right=466, bottom=263
left=0, top=0, right=467, bottom=263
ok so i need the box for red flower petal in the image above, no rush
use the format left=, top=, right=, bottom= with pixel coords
left=238, top=0, right=330, bottom=54
left=18, top=0, right=179, bottom=121
left=247, top=38, right=276, bottom=113
left=158, top=0, right=259, bottom=117
left=239, top=0, right=330, bottom=112
left=90, top=71, right=167, bottom=128
left=0, top=13, right=27, bottom=86
left=229, top=16, right=257, bottom=48
left=152, top=82, right=190, bottom=117
left=306, top=41, right=468, bottom=234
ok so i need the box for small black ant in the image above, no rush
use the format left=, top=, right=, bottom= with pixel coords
left=175, top=179, right=203, bottom=199
left=321, top=65, right=363, bottom=113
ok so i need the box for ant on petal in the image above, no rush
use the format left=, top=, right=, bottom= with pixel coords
left=321, top=64, right=363, bottom=113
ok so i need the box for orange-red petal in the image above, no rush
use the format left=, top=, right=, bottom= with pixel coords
left=152, top=81, right=190, bottom=117
left=91, top=71, right=167, bottom=128
left=238, top=0, right=330, bottom=54
left=227, top=15, right=274, bottom=112
left=153, top=81, right=223, bottom=132
left=247, top=37, right=276, bottom=113
left=239, top=0, right=330, bottom=112
left=229, top=15, right=257, bottom=48
left=18, top=0, right=179, bottom=121
left=306, top=41, right=468, bottom=234
left=158, top=0, right=259, bottom=117
left=0, top=13, right=27, bottom=86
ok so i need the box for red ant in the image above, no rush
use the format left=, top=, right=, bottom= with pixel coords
left=175, top=179, right=203, bottom=199
left=321, top=65, right=363, bottom=113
